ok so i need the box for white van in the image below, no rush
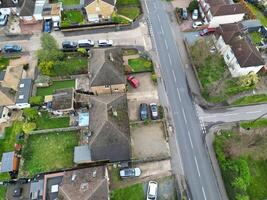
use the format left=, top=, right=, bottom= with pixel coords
left=78, top=39, right=95, bottom=50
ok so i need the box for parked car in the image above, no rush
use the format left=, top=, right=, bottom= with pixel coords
left=78, top=39, right=95, bottom=50
left=43, top=20, right=52, bottom=33
left=98, top=39, right=113, bottom=47
left=0, top=14, right=8, bottom=26
left=199, top=28, right=215, bottom=36
left=127, top=75, right=139, bottom=88
left=53, top=21, right=60, bottom=31
left=3, top=44, right=22, bottom=53
left=62, top=41, right=77, bottom=51
left=192, top=9, right=198, bottom=20
left=180, top=8, right=188, bottom=20
left=146, top=181, right=158, bottom=200
left=192, top=21, right=203, bottom=29
left=140, top=103, right=148, bottom=121
left=149, top=103, right=158, bottom=120
left=119, top=168, right=141, bottom=178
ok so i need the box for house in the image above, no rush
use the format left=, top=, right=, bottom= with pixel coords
left=0, top=151, right=20, bottom=179
left=0, top=106, right=10, bottom=124
left=58, top=166, right=109, bottom=200
left=29, top=179, right=44, bottom=200
left=88, top=93, right=131, bottom=162
left=89, top=48, right=126, bottom=95
left=42, top=2, right=62, bottom=23
left=198, top=0, right=246, bottom=28
left=84, top=0, right=116, bottom=22
left=15, top=78, right=33, bottom=109
left=51, top=88, right=74, bottom=113
left=214, top=23, right=265, bottom=77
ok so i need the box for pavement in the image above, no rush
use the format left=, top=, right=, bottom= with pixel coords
left=144, top=0, right=222, bottom=199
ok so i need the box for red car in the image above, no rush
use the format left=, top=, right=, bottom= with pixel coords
left=199, top=28, right=215, bottom=36
left=127, top=75, right=139, bottom=88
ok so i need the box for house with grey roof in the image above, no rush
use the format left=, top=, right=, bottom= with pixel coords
left=15, top=78, right=33, bottom=109
left=89, top=48, right=126, bottom=95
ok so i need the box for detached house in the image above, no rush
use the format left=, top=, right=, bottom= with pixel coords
left=198, top=0, right=246, bottom=28
left=89, top=48, right=126, bottom=95
left=214, top=23, right=265, bottom=77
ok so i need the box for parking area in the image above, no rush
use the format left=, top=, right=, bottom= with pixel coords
left=131, top=122, right=170, bottom=160
left=183, top=31, right=201, bottom=45
left=127, top=72, right=159, bottom=121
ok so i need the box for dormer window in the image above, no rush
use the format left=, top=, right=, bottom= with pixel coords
left=20, top=83, right=24, bottom=88
left=19, top=95, right=24, bottom=99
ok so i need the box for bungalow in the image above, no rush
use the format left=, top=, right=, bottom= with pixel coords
left=198, top=0, right=246, bottom=28
left=214, top=23, right=265, bottom=77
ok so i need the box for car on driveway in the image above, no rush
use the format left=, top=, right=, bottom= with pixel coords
left=199, top=28, right=215, bottom=36
left=119, top=167, right=141, bottom=178
left=0, top=14, right=8, bottom=26
left=43, top=20, right=52, bottom=33
left=127, top=75, right=139, bottom=88
left=192, top=9, right=198, bottom=20
left=180, top=8, right=188, bottom=20
left=149, top=103, right=158, bottom=120
left=147, top=181, right=158, bottom=200
left=192, top=21, right=203, bottom=29
left=3, top=44, right=22, bottom=53
left=140, top=103, right=148, bottom=121
left=98, top=39, right=113, bottom=47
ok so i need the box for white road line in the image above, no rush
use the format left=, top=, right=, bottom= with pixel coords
left=188, top=130, right=194, bottom=149
left=194, top=156, right=201, bottom=177
left=157, top=15, right=161, bottom=23
left=168, top=54, right=172, bottom=65
left=246, top=111, right=262, bottom=114
left=177, top=88, right=182, bottom=102
left=164, top=39, right=168, bottom=50
left=144, top=0, right=149, bottom=14
left=160, top=25, right=164, bottom=34
left=223, top=113, right=239, bottom=117
left=202, top=186, right=207, bottom=200
left=172, top=70, right=176, bottom=82
left=182, top=108, right=187, bottom=124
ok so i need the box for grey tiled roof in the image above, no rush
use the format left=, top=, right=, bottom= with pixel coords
left=1, top=151, right=14, bottom=172
left=15, top=78, right=32, bottom=104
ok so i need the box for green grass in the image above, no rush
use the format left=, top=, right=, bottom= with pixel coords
left=36, top=80, right=75, bottom=96
left=247, top=4, right=267, bottom=27
left=117, top=7, right=140, bottom=20
left=250, top=32, right=263, bottom=45
left=0, top=186, right=7, bottom=200
left=22, top=131, right=79, bottom=177
left=116, top=0, right=140, bottom=6
left=110, top=183, right=145, bottom=200
left=0, top=121, right=23, bottom=159
left=112, top=13, right=131, bottom=24
left=240, top=118, right=267, bottom=129
left=61, top=10, right=84, bottom=27
left=0, top=57, right=9, bottom=71
left=232, top=94, right=267, bottom=106
left=53, top=55, right=88, bottom=76
left=36, top=112, right=69, bottom=130
left=128, top=57, right=153, bottom=72
left=59, top=0, right=80, bottom=5
left=122, top=48, right=138, bottom=56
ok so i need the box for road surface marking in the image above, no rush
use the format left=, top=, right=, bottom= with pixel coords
left=246, top=111, right=262, bottom=114
left=157, top=15, right=161, bottom=23
left=168, top=54, right=172, bottom=65
left=160, top=25, right=164, bottom=34
left=202, top=186, right=207, bottom=200
left=188, top=130, right=194, bottom=149
left=144, top=0, right=149, bottom=14
left=172, top=70, right=176, bottom=82
left=182, top=108, right=187, bottom=124
left=202, top=115, right=217, bottom=119
left=176, top=88, right=182, bottom=102
left=223, top=113, right=239, bottom=116
left=194, top=156, right=201, bottom=177
left=164, top=39, right=168, bottom=50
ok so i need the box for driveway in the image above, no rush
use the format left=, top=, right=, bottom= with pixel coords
left=127, top=72, right=159, bottom=121
left=131, top=122, right=170, bottom=159
left=183, top=31, right=201, bottom=45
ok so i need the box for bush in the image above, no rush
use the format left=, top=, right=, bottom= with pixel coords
left=23, top=63, right=29, bottom=71
left=188, top=0, right=198, bottom=12
left=77, top=48, right=87, bottom=56
left=23, top=108, right=38, bottom=122
left=22, top=122, right=36, bottom=134
left=29, top=96, right=44, bottom=106
left=151, top=72, right=157, bottom=84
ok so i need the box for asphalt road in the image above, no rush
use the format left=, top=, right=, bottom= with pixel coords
left=144, top=0, right=221, bottom=199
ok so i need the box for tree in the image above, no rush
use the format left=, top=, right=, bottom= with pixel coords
left=22, top=122, right=36, bottom=134
left=188, top=0, right=198, bottom=12
left=29, top=96, right=44, bottom=106
left=23, top=108, right=38, bottom=121
left=239, top=72, right=259, bottom=87
left=39, top=60, right=54, bottom=76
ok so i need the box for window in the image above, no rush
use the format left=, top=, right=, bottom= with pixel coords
left=19, top=84, right=24, bottom=88
left=114, top=88, right=119, bottom=91
left=104, top=85, right=110, bottom=89
left=19, top=95, right=24, bottom=99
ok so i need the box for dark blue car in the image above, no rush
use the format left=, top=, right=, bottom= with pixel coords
left=43, top=20, right=52, bottom=33
left=3, top=44, right=22, bottom=53
left=140, top=103, right=148, bottom=121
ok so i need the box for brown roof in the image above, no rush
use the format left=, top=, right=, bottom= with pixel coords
left=84, top=0, right=115, bottom=6
left=215, top=23, right=244, bottom=44
left=206, top=0, right=225, bottom=7
left=0, top=88, right=15, bottom=106
left=52, top=88, right=74, bottom=111
left=231, top=38, right=265, bottom=68
left=59, top=166, right=109, bottom=200
left=2, top=65, right=23, bottom=91
left=210, top=3, right=245, bottom=16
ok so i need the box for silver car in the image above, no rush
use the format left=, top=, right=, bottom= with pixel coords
left=147, top=181, right=158, bottom=200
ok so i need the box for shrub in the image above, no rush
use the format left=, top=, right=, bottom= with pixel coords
left=188, top=0, right=198, bottom=12
left=29, top=96, right=44, bottom=106
left=23, top=108, right=38, bottom=122
left=22, top=122, right=36, bottom=134
left=77, top=48, right=87, bottom=56
left=151, top=72, right=157, bottom=84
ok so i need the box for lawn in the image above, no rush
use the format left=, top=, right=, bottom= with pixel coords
left=59, top=0, right=80, bottom=5
left=128, top=57, right=153, bottom=72
left=117, top=7, right=140, bottom=20
left=110, top=183, right=145, bottom=200
left=21, top=131, right=79, bottom=176
left=0, top=186, right=7, bottom=200
left=36, top=112, right=69, bottom=130
left=61, top=10, right=84, bottom=27
left=0, top=57, right=10, bottom=71
left=240, top=118, right=267, bottom=129
left=249, top=32, right=263, bottom=45
left=116, top=0, right=140, bottom=6
left=232, top=94, right=267, bottom=106
left=36, top=79, right=75, bottom=96
left=112, top=13, right=131, bottom=24
left=247, top=3, right=267, bottom=27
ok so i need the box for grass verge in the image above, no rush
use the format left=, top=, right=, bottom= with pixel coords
left=36, top=80, right=75, bottom=96
left=232, top=94, right=267, bottom=106
left=240, top=118, right=267, bottom=129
